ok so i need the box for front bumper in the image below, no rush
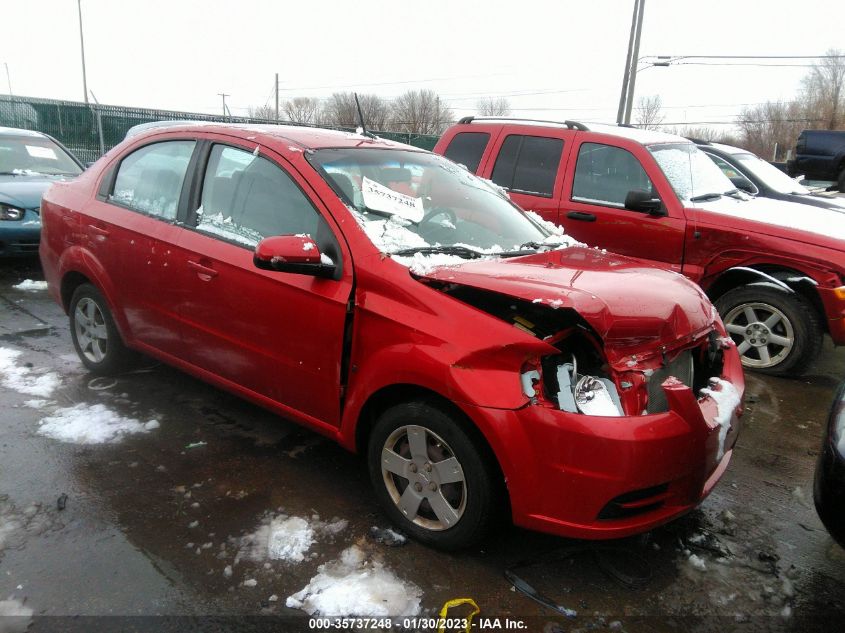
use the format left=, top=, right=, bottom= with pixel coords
left=0, top=209, right=41, bottom=257
left=819, top=286, right=845, bottom=345
left=468, top=350, right=745, bottom=540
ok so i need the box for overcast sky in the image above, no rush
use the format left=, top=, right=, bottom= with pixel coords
left=3, top=0, right=843, bottom=130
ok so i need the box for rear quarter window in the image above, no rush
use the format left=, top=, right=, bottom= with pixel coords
left=490, top=134, right=563, bottom=197
left=443, top=132, right=490, bottom=173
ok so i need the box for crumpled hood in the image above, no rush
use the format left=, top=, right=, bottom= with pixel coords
left=695, top=195, right=845, bottom=248
left=0, top=176, right=60, bottom=209
left=418, top=246, right=716, bottom=352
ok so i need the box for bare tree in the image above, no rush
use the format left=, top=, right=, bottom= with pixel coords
left=735, top=100, right=812, bottom=160
left=321, top=92, right=390, bottom=129
left=476, top=97, right=511, bottom=117
left=390, top=89, right=454, bottom=135
left=283, top=97, right=321, bottom=125
left=247, top=105, right=276, bottom=121
left=800, top=47, right=845, bottom=130
left=635, top=95, right=664, bottom=130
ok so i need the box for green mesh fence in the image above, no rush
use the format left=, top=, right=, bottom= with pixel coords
left=0, top=95, right=439, bottom=163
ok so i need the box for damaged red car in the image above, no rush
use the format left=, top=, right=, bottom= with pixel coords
left=39, top=124, right=744, bottom=549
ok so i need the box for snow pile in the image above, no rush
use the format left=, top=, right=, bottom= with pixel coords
left=700, top=378, right=742, bottom=460
left=0, top=598, right=33, bottom=633
left=237, top=513, right=347, bottom=564
left=524, top=210, right=583, bottom=248
left=360, top=214, right=427, bottom=254
left=12, top=280, right=47, bottom=291
left=392, top=252, right=468, bottom=275
left=197, top=212, right=264, bottom=247
left=286, top=545, right=422, bottom=617
left=0, top=348, right=61, bottom=398
left=37, top=403, right=159, bottom=444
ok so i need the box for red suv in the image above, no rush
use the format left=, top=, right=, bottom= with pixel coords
left=436, top=118, right=845, bottom=376
left=40, top=124, right=743, bottom=548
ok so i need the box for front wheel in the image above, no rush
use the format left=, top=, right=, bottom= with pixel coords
left=367, top=400, right=498, bottom=550
left=69, top=284, right=136, bottom=375
left=716, top=285, right=822, bottom=376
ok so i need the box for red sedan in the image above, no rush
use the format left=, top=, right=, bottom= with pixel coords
left=39, top=124, right=744, bottom=549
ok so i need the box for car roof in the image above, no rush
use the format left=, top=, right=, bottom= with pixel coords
left=453, top=117, right=688, bottom=146
left=130, top=122, right=419, bottom=152
left=0, top=126, right=48, bottom=138
left=699, top=141, right=752, bottom=157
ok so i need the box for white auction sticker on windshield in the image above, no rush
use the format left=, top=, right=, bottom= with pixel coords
left=361, top=176, right=424, bottom=223
left=25, top=145, right=58, bottom=160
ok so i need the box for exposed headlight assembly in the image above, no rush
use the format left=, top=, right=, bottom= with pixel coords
left=0, top=204, right=24, bottom=221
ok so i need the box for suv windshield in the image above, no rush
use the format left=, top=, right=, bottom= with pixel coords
left=649, top=142, right=735, bottom=202
left=0, top=135, right=82, bottom=176
left=734, top=152, right=809, bottom=195
left=307, top=148, right=555, bottom=255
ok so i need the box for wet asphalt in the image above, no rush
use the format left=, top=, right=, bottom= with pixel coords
left=0, top=257, right=843, bottom=633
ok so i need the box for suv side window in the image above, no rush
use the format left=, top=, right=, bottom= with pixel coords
left=110, top=140, right=196, bottom=220
left=571, top=142, right=653, bottom=207
left=491, top=134, right=563, bottom=197
left=443, top=132, right=490, bottom=173
left=196, top=144, right=325, bottom=247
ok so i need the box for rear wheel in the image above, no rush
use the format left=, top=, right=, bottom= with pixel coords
left=69, top=284, right=136, bottom=375
left=367, top=400, right=498, bottom=550
left=716, top=285, right=822, bottom=376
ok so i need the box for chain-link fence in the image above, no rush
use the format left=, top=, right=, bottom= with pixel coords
left=0, top=95, right=439, bottom=163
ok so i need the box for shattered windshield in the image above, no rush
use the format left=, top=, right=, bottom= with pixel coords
left=649, top=143, right=735, bottom=202
left=307, top=148, right=569, bottom=264
left=0, top=136, right=82, bottom=176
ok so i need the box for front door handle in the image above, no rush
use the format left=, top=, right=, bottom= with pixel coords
left=566, top=211, right=596, bottom=222
left=88, top=224, right=110, bottom=239
left=187, top=259, right=218, bottom=279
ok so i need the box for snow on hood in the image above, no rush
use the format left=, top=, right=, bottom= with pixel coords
left=419, top=246, right=716, bottom=353
left=694, top=195, right=845, bottom=247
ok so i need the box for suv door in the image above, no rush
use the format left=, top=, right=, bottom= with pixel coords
left=89, top=139, right=197, bottom=352
left=172, top=140, right=353, bottom=427
left=481, top=128, right=573, bottom=225
left=560, top=138, right=687, bottom=271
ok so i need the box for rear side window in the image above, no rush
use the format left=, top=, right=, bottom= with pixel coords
left=490, top=135, right=563, bottom=197
left=571, top=143, right=653, bottom=207
left=443, top=132, right=490, bottom=173
left=110, top=141, right=195, bottom=220
left=196, top=144, right=324, bottom=247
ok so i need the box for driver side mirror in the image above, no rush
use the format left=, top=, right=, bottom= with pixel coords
left=253, top=235, right=336, bottom=279
left=624, top=189, right=666, bottom=216
left=730, top=176, right=756, bottom=195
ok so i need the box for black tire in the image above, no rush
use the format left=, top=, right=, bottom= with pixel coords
left=715, top=285, right=823, bottom=376
left=837, top=166, right=845, bottom=193
left=69, top=284, right=136, bottom=375
left=367, top=400, right=499, bottom=550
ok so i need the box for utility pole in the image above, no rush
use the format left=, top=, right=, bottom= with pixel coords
left=3, top=63, right=12, bottom=98
left=77, top=0, right=89, bottom=104
left=623, top=0, right=646, bottom=124
left=275, top=72, right=279, bottom=122
left=218, top=93, right=229, bottom=118
left=616, top=0, right=639, bottom=124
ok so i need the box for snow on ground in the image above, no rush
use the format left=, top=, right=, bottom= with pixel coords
left=37, top=403, right=160, bottom=444
left=12, top=279, right=47, bottom=291
left=0, top=598, right=33, bottom=633
left=700, top=378, right=742, bottom=460
left=0, top=348, right=61, bottom=398
left=286, top=545, right=422, bottom=617
left=236, top=513, right=348, bottom=564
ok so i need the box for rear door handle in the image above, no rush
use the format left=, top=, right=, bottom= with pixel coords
left=88, top=224, right=110, bottom=240
left=566, top=211, right=596, bottom=222
left=187, top=260, right=218, bottom=279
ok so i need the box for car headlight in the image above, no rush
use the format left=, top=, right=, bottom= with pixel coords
left=0, top=204, right=24, bottom=221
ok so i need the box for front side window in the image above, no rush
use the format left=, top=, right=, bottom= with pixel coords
left=572, top=143, right=654, bottom=207
left=490, top=135, right=563, bottom=197
left=443, top=132, right=490, bottom=173
left=196, top=144, right=324, bottom=247
left=110, top=141, right=195, bottom=220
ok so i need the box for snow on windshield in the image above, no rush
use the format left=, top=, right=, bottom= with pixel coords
left=735, top=154, right=809, bottom=195
left=649, top=143, right=734, bottom=201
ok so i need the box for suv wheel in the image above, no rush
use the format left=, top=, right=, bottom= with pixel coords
left=368, top=400, right=498, bottom=550
left=69, top=284, right=136, bottom=375
left=716, top=285, right=822, bottom=376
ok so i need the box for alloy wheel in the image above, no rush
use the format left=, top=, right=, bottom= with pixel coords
left=74, top=297, right=109, bottom=363
left=723, top=302, right=794, bottom=369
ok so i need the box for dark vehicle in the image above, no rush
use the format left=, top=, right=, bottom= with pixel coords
left=696, top=140, right=845, bottom=212
left=788, top=129, right=845, bottom=192
left=0, top=126, right=84, bottom=256
left=814, top=381, right=845, bottom=548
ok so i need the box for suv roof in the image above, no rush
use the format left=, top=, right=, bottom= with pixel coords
left=455, top=116, right=687, bottom=146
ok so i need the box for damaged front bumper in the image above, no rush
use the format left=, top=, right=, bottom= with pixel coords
left=468, top=338, right=745, bottom=540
